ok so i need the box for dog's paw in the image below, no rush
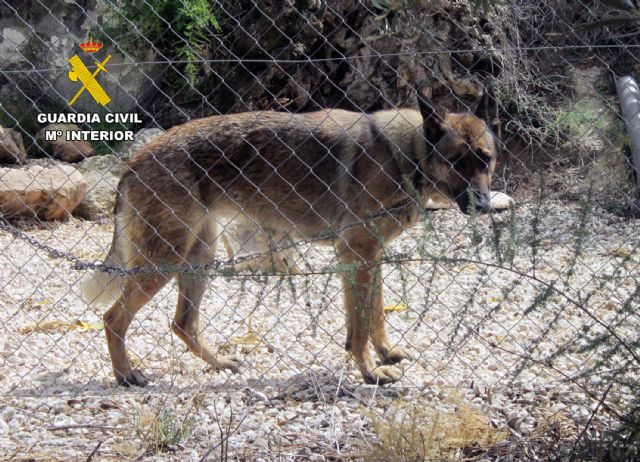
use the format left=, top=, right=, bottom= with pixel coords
left=216, top=354, right=241, bottom=373
left=378, top=345, right=412, bottom=365
left=116, top=369, right=149, bottom=387
left=363, top=365, right=402, bottom=385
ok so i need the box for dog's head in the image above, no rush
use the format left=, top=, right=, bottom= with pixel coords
left=418, top=86, right=501, bottom=214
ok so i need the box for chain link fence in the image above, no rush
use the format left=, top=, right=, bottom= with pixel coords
left=1, top=0, right=640, bottom=460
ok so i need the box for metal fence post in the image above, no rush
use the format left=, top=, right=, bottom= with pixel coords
left=616, top=75, right=640, bottom=196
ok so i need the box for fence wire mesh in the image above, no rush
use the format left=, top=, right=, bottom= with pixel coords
left=1, top=0, right=640, bottom=460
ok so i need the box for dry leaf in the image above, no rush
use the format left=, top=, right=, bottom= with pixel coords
left=20, top=297, right=50, bottom=311
left=18, top=320, right=67, bottom=334
left=384, top=302, right=408, bottom=314
left=606, top=248, right=632, bottom=259
left=218, top=317, right=262, bottom=354
left=231, top=318, right=261, bottom=346
left=72, top=320, right=104, bottom=331
left=18, top=319, right=103, bottom=334
left=99, top=400, right=120, bottom=410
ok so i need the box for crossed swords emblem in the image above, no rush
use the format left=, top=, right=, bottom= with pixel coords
left=68, top=54, right=112, bottom=107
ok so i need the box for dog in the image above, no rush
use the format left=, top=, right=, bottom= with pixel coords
left=81, top=86, right=500, bottom=387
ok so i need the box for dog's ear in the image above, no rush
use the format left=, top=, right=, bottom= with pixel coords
left=417, top=87, right=447, bottom=145
left=474, top=84, right=502, bottom=140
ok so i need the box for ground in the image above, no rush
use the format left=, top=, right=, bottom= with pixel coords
left=0, top=197, right=638, bottom=460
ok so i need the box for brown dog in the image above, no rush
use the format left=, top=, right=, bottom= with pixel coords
left=81, top=87, right=500, bottom=386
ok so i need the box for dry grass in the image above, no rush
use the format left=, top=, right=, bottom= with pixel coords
left=134, top=406, right=194, bottom=455
left=364, top=400, right=509, bottom=461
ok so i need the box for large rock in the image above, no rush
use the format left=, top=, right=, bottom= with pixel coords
left=76, top=155, right=126, bottom=216
left=0, top=127, right=27, bottom=164
left=35, top=124, right=95, bottom=163
left=0, top=164, right=88, bottom=220
left=488, top=191, right=516, bottom=210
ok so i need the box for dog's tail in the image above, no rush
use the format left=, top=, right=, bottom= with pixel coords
left=80, top=195, right=127, bottom=307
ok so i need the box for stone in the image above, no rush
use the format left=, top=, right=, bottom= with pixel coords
left=424, top=191, right=456, bottom=210
left=424, top=190, right=515, bottom=210
left=35, top=124, right=95, bottom=163
left=489, top=191, right=515, bottom=210
left=0, top=164, right=88, bottom=220
left=0, top=28, right=27, bottom=66
left=76, top=155, right=126, bottom=216
left=120, top=128, right=164, bottom=160
left=0, top=127, right=27, bottom=164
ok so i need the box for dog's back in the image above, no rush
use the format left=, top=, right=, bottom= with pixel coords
left=123, top=109, right=425, bottom=244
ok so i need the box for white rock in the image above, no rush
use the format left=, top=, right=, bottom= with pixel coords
left=423, top=190, right=514, bottom=210
left=490, top=191, right=515, bottom=210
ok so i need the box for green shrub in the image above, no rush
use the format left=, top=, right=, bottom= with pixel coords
left=101, top=0, right=220, bottom=89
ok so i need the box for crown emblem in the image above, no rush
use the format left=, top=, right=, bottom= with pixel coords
left=79, top=37, right=103, bottom=53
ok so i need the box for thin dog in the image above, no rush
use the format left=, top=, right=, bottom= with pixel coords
left=82, top=87, right=501, bottom=386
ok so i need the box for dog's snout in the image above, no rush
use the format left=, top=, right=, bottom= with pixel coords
left=454, top=188, right=491, bottom=215
left=475, top=192, right=490, bottom=211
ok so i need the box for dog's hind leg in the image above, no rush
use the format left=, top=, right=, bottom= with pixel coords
left=104, top=273, right=170, bottom=386
left=171, top=218, right=241, bottom=373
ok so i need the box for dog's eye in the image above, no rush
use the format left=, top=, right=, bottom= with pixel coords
left=476, top=150, right=492, bottom=169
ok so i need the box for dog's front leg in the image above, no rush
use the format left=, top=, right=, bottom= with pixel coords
left=368, top=268, right=412, bottom=366
left=339, top=248, right=402, bottom=385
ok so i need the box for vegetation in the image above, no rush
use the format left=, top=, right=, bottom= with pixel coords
left=364, top=400, right=508, bottom=461
left=101, top=0, right=220, bottom=89
left=580, top=0, right=640, bottom=30
left=134, top=405, right=194, bottom=453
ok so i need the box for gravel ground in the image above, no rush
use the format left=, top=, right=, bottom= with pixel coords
left=0, top=197, right=638, bottom=461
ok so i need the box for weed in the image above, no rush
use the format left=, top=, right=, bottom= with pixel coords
left=364, top=400, right=508, bottom=461
left=101, top=0, right=220, bottom=90
left=545, top=100, right=604, bottom=143
left=134, top=406, right=193, bottom=454
left=0, top=106, right=16, bottom=128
